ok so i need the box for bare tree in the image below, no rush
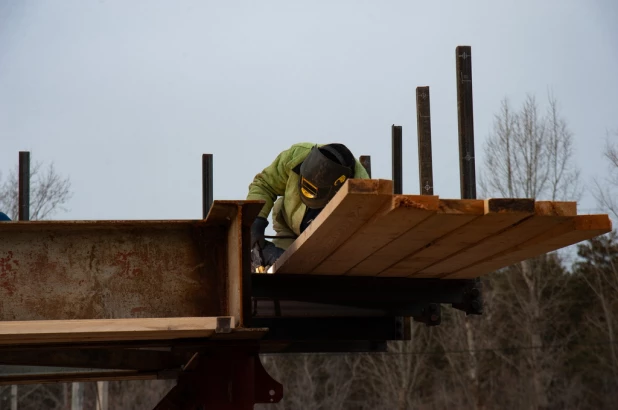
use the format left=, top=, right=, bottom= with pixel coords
left=0, top=160, right=72, bottom=220
left=475, top=91, right=583, bottom=409
left=480, top=93, right=581, bottom=201
left=258, top=353, right=361, bottom=410
left=593, top=130, right=618, bottom=220
left=356, top=328, right=430, bottom=410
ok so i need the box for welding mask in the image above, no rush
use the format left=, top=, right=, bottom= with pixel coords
left=298, top=144, right=355, bottom=209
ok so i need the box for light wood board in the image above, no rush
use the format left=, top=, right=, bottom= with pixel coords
left=0, top=317, right=235, bottom=345
left=269, top=179, right=612, bottom=278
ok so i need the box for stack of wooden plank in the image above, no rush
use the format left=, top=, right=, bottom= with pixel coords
left=269, top=179, right=612, bottom=278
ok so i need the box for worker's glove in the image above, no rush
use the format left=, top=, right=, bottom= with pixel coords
left=251, top=217, right=269, bottom=250
left=261, top=241, right=286, bottom=266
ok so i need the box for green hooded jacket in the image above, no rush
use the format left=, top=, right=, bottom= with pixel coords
left=246, top=142, right=370, bottom=249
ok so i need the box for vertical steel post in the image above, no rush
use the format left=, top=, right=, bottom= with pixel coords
left=392, top=125, right=403, bottom=194
left=202, top=154, right=213, bottom=219
left=416, top=86, right=434, bottom=195
left=359, top=155, right=372, bottom=178
left=18, top=151, right=30, bottom=221
left=455, top=45, right=476, bottom=200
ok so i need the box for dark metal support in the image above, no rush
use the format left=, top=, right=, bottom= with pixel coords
left=359, top=155, right=372, bottom=178
left=392, top=125, right=403, bottom=194
left=0, top=348, right=185, bottom=371
left=252, top=275, right=478, bottom=306
left=153, top=345, right=282, bottom=409
left=202, top=154, right=213, bottom=218
left=251, top=317, right=407, bottom=341
left=252, top=274, right=479, bottom=328
left=416, top=86, right=434, bottom=195
left=456, top=46, right=476, bottom=199
left=18, top=151, right=30, bottom=221
left=452, top=277, right=483, bottom=316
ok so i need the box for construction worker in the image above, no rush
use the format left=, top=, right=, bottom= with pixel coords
left=247, top=142, right=370, bottom=270
left=0, top=212, right=10, bottom=221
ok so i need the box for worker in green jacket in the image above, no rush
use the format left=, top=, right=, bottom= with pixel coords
left=247, top=142, right=370, bottom=270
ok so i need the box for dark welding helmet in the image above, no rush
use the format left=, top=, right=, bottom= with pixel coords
left=298, top=144, right=355, bottom=209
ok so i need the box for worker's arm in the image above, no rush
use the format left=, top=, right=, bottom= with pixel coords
left=353, top=159, right=370, bottom=179
left=247, top=145, right=305, bottom=220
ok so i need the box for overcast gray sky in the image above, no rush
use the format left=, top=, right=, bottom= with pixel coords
left=1, top=0, right=617, bottom=221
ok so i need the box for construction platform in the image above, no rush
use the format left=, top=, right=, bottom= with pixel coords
left=0, top=45, right=612, bottom=409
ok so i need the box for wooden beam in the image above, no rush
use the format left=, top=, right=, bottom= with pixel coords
left=0, top=317, right=234, bottom=345
left=385, top=198, right=535, bottom=277
left=446, top=214, right=612, bottom=278
left=270, top=179, right=393, bottom=274
left=348, top=199, right=485, bottom=276
left=422, top=201, right=576, bottom=277
left=311, top=195, right=439, bottom=274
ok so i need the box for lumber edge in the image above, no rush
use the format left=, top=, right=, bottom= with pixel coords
left=0, top=317, right=236, bottom=345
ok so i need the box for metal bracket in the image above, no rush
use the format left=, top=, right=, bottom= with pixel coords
left=413, top=303, right=441, bottom=326
left=451, top=278, right=483, bottom=315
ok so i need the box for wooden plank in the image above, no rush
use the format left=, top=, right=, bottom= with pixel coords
left=202, top=200, right=262, bottom=228
left=347, top=199, right=485, bottom=276
left=270, top=179, right=393, bottom=274
left=0, top=317, right=234, bottom=345
left=310, top=195, right=440, bottom=275
left=415, top=201, right=577, bottom=277
left=446, top=214, right=612, bottom=278
left=384, top=198, right=535, bottom=277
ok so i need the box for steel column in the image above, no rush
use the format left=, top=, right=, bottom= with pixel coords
left=416, top=86, right=434, bottom=195
left=18, top=151, right=30, bottom=221
left=391, top=125, right=403, bottom=194
left=202, top=154, right=213, bottom=218
left=455, top=45, right=477, bottom=199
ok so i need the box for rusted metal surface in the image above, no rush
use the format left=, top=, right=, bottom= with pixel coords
left=0, top=201, right=263, bottom=322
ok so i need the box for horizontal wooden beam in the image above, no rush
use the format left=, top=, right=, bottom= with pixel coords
left=0, top=317, right=234, bottom=345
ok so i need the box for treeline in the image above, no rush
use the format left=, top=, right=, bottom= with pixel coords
left=258, top=233, right=618, bottom=409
